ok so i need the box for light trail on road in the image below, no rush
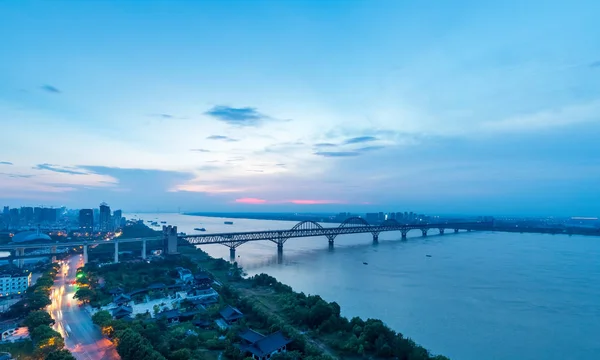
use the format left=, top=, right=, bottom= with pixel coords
left=48, top=255, right=120, bottom=360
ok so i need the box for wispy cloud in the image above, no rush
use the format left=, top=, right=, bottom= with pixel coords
left=357, top=145, right=385, bottom=152
left=288, top=199, right=345, bottom=205
left=190, top=149, right=210, bottom=153
left=0, top=161, right=13, bottom=165
left=235, top=197, right=267, bottom=204
left=343, top=136, right=378, bottom=144
left=590, top=60, right=600, bottom=68
left=314, top=151, right=360, bottom=157
left=314, top=143, right=337, bottom=148
left=205, top=105, right=268, bottom=126
left=41, top=85, right=61, bottom=94
left=33, top=163, right=88, bottom=175
left=206, top=135, right=239, bottom=142
left=0, top=173, right=33, bottom=178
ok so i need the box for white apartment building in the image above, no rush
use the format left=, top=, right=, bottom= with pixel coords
left=0, top=271, right=31, bottom=297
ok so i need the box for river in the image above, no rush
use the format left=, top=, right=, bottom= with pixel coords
left=134, top=213, right=600, bottom=359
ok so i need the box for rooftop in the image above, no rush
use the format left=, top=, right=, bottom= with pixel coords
left=239, top=330, right=292, bottom=357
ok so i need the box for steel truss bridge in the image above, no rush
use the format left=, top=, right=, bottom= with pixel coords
left=179, top=217, right=490, bottom=258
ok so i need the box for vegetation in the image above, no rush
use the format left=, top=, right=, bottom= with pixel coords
left=0, top=340, right=35, bottom=359
left=78, top=240, right=449, bottom=359
left=0, top=265, right=77, bottom=360
left=1, top=264, right=60, bottom=320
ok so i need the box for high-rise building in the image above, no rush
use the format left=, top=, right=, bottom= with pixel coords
left=99, top=203, right=112, bottom=232
left=2, top=207, right=8, bottom=217
left=41, top=208, right=57, bottom=224
left=20, top=207, right=34, bottom=224
left=33, top=207, right=42, bottom=224
left=365, top=213, right=378, bottom=223
left=113, top=209, right=123, bottom=229
left=79, top=209, right=94, bottom=233
left=9, top=208, right=19, bottom=228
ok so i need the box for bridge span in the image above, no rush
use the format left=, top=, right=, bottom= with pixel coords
left=179, top=217, right=487, bottom=258
left=0, top=218, right=489, bottom=266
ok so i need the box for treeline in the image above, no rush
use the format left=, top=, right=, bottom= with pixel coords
left=0, top=263, right=76, bottom=359
left=92, top=310, right=229, bottom=360
left=23, top=310, right=75, bottom=360
left=1, top=264, right=59, bottom=319
left=250, top=273, right=450, bottom=360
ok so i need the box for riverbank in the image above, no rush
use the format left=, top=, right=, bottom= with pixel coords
left=178, top=244, right=450, bottom=359
left=75, top=238, right=449, bottom=359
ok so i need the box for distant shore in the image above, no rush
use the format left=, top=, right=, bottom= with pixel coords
left=185, top=212, right=346, bottom=224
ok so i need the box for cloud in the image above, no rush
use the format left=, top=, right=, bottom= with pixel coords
left=590, top=60, right=600, bottom=68
left=235, top=197, right=267, bottom=204
left=314, top=151, right=360, bottom=157
left=190, top=149, right=210, bottom=152
left=0, top=173, right=33, bottom=178
left=246, top=170, right=264, bottom=173
left=0, top=161, right=13, bottom=165
left=205, top=105, right=268, bottom=126
left=343, top=136, right=378, bottom=144
left=206, top=135, right=239, bottom=142
left=33, top=163, right=88, bottom=175
left=288, top=199, right=345, bottom=205
left=41, top=85, right=61, bottom=94
left=314, top=143, right=337, bottom=148
left=149, top=113, right=187, bottom=120
left=356, top=145, right=385, bottom=152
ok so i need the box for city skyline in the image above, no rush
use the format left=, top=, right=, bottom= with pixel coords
left=2, top=0, right=600, bottom=216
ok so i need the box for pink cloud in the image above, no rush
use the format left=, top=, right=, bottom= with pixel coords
left=235, top=197, right=267, bottom=204
left=288, top=199, right=346, bottom=205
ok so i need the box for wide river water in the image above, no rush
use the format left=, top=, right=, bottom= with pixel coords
left=140, top=213, right=598, bottom=359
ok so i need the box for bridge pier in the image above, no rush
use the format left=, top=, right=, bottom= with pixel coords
left=421, top=229, right=428, bottom=237
left=229, top=247, right=236, bottom=260
left=142, top=239, right=147, bottom=260
left=51, top=246, right=57, bottom=263
left=277, top=242, right=284, bottom=264
left=372, top=233, right=379, bottom=244
left=114, top=240, right=119, bottom=263
left=401, top=230, right=408, bottom=239
left=16, top=248, right=24, bottom=268
left=454, top=229, right=459, bottom=233
left=83, top=244, right=88, bottom=265
left=439, top=228, right=445, bottom=235
left=328, top=239, right=334, bottom=251
left=163, top=225, right=179, bottom=255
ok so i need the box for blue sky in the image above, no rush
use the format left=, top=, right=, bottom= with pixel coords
left=1, top=0, right=599, bottom=216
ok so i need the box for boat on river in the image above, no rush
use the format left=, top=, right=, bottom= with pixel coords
left=194, top=228, right=206, bottom=232
left=224, top=221, right=234, bottom=225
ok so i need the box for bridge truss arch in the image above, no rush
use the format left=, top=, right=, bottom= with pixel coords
left=278, top=220, right=326, bottom=245
left=329, top=217, right=377, bottom=243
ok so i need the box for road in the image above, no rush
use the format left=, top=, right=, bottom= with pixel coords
left=49, top=255, right=120, bottom=360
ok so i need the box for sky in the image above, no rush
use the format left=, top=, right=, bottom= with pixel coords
left=1, top=0, right=600, bottom=216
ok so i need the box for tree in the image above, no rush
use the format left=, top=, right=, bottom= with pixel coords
left=115, top=328, right=166, bottom=360
left=74, top=288, right=95, bottom=303
left=23, top=310, right=55, bottom=330
left=31, top=325, right=61, bottom=343
left=170, top=348, right=192, bottom=360
left=92, top=310, right=112, bottom=327
left=45, top=349, right=77, bottom=360
left=27, top=292, right=52, bottom=310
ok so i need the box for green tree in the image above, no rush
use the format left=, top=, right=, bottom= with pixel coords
left=23, top=310, right=55, bottom=330
left=170, top=348, right=192, bottom=360
left=28, top=292, right=52, bottom=310
left=45, top=349, right=77, bottom=360
left=115, top=328, right=166, bottom=360
left=31, top=325, right=61, bottom=343
left=91, top=310, right=112, bottom=327
left=73, top=288, right=95, bottom=303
